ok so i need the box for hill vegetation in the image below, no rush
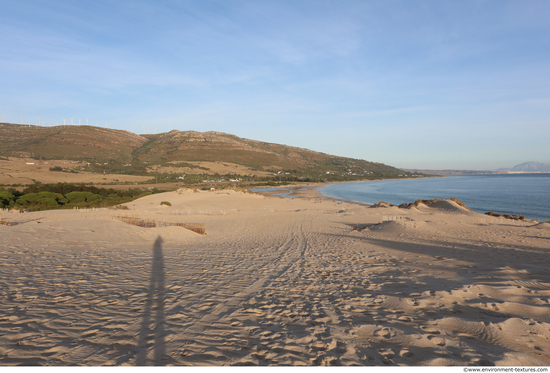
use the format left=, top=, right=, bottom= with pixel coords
left=0, top=122, right=419, bottom=185
left=0, top=183, right=162, bottom=211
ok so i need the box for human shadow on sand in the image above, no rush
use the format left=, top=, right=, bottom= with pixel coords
left=136, top=236, right=167, bottom=365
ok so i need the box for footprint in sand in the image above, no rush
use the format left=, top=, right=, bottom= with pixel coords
left=378, top=348, right=395, bottom=365
left=397, top=315, right=413, bottom=322
left=309, top=341, right=327, bottom=352
left=420, top=326, right=440, bottom=334
left=427, top=335, right=446, bottom=346
left=374, top=328, right=392, bottom=338
left=378, top=348, right=395, bottom=358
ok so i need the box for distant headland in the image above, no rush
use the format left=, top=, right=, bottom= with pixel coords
left=402, top=161, right=550, bottom=175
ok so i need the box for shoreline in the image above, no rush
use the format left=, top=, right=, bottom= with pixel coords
left=273, top=176, right=549, bottom=223
left=252, top=179, right=383, bottom=206
left=253, top=182, right=371, bottom=207
left=252, top=176, right=432, bottom=207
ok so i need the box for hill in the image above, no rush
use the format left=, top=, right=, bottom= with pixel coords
left=507, top=162, right=550, bottom=172
left=0, top=122, right=414, bottom=184
left=404, top=161, right=550, bottom=175
left=0, top=122, right=146, bottom=162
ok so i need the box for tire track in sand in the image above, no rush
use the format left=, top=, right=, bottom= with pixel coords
left=139, top=216, right=310, bottom=365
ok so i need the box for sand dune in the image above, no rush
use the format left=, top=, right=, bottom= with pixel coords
left=1, top=188, right=549, bottom=366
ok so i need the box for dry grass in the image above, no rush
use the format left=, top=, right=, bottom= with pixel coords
left=411, top=198, right=471, bottom=210
left=148, top=161, right=271, bottom=177
left=229, top=187, right=254, bottom=194
left=449, top=197, right=471, bottom=211
left=115, top=215, right=206, bottom=234
left=485, top=211, right=526, bottom=220
left=0, top=157, right=149, bottom=186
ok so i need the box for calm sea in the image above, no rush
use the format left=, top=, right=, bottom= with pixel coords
left=318, top=174, right=550, bottom=222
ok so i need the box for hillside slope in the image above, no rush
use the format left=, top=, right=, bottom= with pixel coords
left=0, top=123, right=146, bottom=162
left=0, top=123, right=410, bottom=181
left=510, top=162, right=550, bottom=172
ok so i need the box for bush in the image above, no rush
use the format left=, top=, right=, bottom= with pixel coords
left=0, top=190, right=16, bottom=207
left=65, top=191, right=102, bottom=204
left=38, top=198, right=60, bottom=208
left=160, top=201, right=172, bottom=206
left=7, top=183, right=169, bottom=211
left=15, top=191, right=66, bottom=210
left=38, top=192, right=67, bottom=204
left=17, top=193, right=40, bottom=204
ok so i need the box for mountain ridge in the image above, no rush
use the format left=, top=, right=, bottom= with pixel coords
left=499, top=162, right=550, bottom=172
left=0, top=122, right=412, bottom=182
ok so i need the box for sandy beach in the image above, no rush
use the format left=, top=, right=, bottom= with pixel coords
left=1, top=187, right=549, bottom=366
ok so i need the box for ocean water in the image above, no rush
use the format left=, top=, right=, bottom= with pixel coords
left=318, top=174, right=550, bottom=222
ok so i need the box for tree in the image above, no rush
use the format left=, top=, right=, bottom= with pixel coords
left=0, top=190, right=16, bottom=207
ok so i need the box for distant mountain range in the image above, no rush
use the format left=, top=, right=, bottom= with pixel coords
left=402, top=162, right=550, bottom=175
left=497, top=162, right=550, bottom=172
left=0, top=122, right=411, bottom=182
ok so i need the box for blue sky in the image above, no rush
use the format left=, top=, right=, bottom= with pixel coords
left=1, top=0, right=549, bottom=170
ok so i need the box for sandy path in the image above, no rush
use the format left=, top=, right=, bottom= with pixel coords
left=1, top=190, right=549, bottom=366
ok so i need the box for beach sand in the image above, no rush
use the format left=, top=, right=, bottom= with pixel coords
left=1, top=187, right=549, bottom=366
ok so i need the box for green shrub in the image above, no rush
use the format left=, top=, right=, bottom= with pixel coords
left=38, top=192, right=67, bottom=204
left=15, top=192, right=66, bottom=210
left=160, top=201, right=172, bottom=206
left=65, top=191, right=102, bottom=204
left=7, top=183, right=169, bottom=212
left=17, top=193, right=40, bottom=204
left=39, top=198, right=60, bottom=208
left=0, top=191, right=16, bottom=207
